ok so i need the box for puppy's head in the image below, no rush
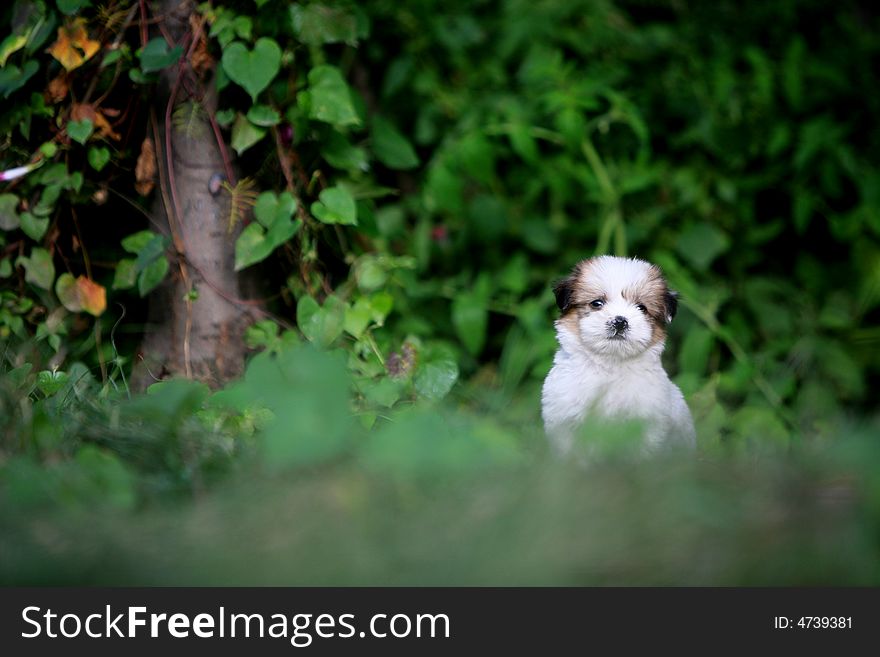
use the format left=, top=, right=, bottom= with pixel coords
left=553, top=256, right=678, bottom=360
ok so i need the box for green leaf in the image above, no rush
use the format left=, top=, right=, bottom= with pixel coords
left=17, top=248, right=55, bottom=290
left=311, top=186, right=357, bottom=225
left=234, top=223, right=266, bottom=271
left=102, top=49, right=123, bottom=67
left=232, top=16, right=253, bottom=40
left=0, top=194, right=20, bottom=230
left=139, top=37, right=184, bottom=73
left=87, top=146, right=111, bottom=171
left=221, top=38, right=282, bottom=103
left=234, top=217, right=301, bottom=271
left=67, top=118, right=93, bottom=144
left=73, top=445, right=137, bottom=510
left=112, top=258, right=137, bottom=290
left=354, top=256, right=387, bottom=291
left=246, top=104, right=281, bottom=127
left=55, top=272, right=81, bottom=312
left=363, top=377, right=402, bottom=408
left=0, top=33, right=27, bottom=67
left=133, top=234, right=167, bottom=273
left=39, top=142, right=58, bottom=158
left=321, top=130, right=368, bottom=172
left=231, top=113, right=266, bottom=155
left=0, top=61, right=38, bottom=98
left=299, top=65, right=360, bottom=128
left=290, top=4, right=358, bottom=45
left=235, top=346, right=352, bottom=470
left=121, top=230, right=158, bottom=254
left=36, top=369, right=69, bottom=397
left=452, top=293, right=488, bottom=356
left=344, top=297, right=373, bottom=338
left=244, top=319, right=280, bottom=350
left=19, top=212, right=49, bottom=241
left=33, top=184, right=61, bottom=217
left=675, top=224, right=730, bottom=271
left=57, top=0, right=92, bottom=16
left=372, top=116, right=419, bottom=170
left=0, top=258, right=11, bottom=278
left=297, top=295, right=345, bottom=347
left=215, top=108, right=235, bottom=126
left=254, top=191, right=297, bottom=229
left=138, top=255, right=169, bottom=296
left=414, top=360, right=459, bottom=400
left=369, top=291, right=394, bottom=323
left=679, top=326, right=714, bottom=375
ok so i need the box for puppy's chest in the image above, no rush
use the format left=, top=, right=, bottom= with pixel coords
left=553, top=361, right=668, bottom=421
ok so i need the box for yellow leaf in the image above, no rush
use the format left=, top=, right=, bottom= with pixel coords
left=76, top=276, right=106, bottom=316
left=47, top=19, right=100, bottom=72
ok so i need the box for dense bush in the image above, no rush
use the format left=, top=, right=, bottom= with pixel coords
left=1, top=0, right=879, bottom=584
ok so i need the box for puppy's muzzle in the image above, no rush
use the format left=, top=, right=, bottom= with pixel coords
left=608, top=315, right=629, bottom=338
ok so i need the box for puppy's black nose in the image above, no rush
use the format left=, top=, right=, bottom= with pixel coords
left=611, top=316, right=628, bottom=333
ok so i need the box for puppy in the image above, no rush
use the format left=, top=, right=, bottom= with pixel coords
left=541, top=256, right=696, bottom=454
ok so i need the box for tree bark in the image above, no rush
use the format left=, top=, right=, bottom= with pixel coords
left=133, top=0, right=253, bottom=389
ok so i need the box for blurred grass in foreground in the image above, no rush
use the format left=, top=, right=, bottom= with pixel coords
left=1, top=345, right=879, bottom=586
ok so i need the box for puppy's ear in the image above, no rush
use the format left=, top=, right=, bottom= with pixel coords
left=553, top=276, right=576, bottom=313
left=664, top=290, right=679, bottom=323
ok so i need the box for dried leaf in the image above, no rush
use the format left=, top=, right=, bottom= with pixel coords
left=77, top=276, right=107, bottom=316
left=56, top=273, right=107, bottom=316
left=46, top=73, right=70, bottom=103
left=71, top=103, right=120, bottom=141
left=135, top=137, right=156, bottom=196
left=47, top=19, right=101, bottom=72
left=189, top=14, right=213, bottom=77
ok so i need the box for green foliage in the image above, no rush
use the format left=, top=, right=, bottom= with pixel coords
left=1, top=0, right=879, bottom=585
left=1, top=343, right=879, bottom=585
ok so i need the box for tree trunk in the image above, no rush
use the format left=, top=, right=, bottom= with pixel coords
left=133, top=0, right=253, bottom=389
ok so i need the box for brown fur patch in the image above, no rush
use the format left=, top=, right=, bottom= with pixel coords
left=557, top=258, right=605, bottom=315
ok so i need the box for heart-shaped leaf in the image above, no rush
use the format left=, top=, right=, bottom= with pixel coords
left=48, top=19, right=100, bottom=72
left=113, top=258, right=137, bottom=290
left=88, top=145, right=111, bottom=171
left=311, top=185, right=357, bottom=225
left=56, top=273, right=81, bottom=311
left=246, top=104, right=281, bottom=127
left=221, top=38, right=282, bottom=102
left=0, top=60, right=38, bottom=98
left=56, top=273, right=106, bottom=316
left=37, top=370, right=69, bottom=397
left=17, top=247, right=55, bottom=290
left=139, top=37, right=183, bottom=73
left=254, top=191, right=297, bottom=229
left=231, top=113, right=266, bottom=155
left=77, top=277, right=107, bottom=316
left=298, top=65, right=360, bottom=127
left=297, top=295, right=345, bottom=347
left=0, top=193, right=19, bottom=230
left=67, top=118, right=93, bottom=144
left=20, top=211, right=49, bottom=241
left=138, top=256, right=169, bottom=297
left=121, top=230, right=158, bottom=254
left=234, top=216, right=301, bottom=271
left=414, top=360, right=459, bottom=400
left=343, top=297, right=373, bottom=338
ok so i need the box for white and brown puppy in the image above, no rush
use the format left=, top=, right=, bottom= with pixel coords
left=541, top=255, right=695, bottom=454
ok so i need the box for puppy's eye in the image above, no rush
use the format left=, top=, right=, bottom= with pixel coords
left=589, top=299, right=604, bottom=309
left=636, top=303, right=647, bottom=313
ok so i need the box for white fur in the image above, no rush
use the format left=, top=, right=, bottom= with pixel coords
left=541, top=256, right=696, bottom=454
